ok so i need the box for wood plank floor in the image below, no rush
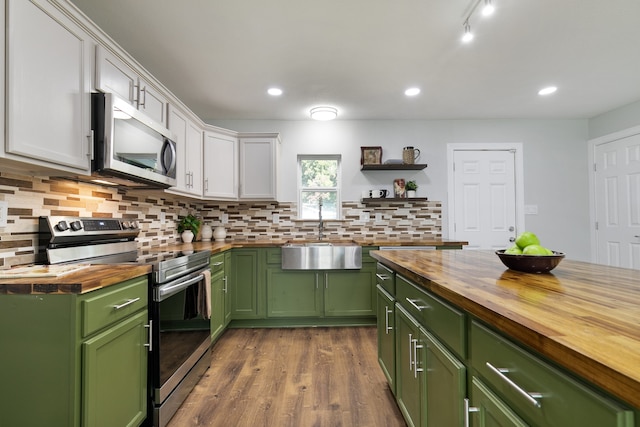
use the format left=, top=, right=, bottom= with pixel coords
left=167, top=327, right=407, bottom=427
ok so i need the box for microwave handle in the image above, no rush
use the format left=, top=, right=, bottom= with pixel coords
left=161, top=138, right=177, bottom=175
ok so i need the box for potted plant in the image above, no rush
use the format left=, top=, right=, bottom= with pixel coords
left=177, top=214, right=201, bottom=243
left=406, top=180, right=418, bottom=198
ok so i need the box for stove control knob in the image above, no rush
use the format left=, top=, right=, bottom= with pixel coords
left=122, top=221, right=131, bottom=229
left=56, top=221, right=69, bottom=231
left=70, top=221, right=83, bottom=231
left=130, top=221, right=139, bottom=229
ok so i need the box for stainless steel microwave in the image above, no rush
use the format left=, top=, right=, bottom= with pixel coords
left=91, top=92, right=177, bottom=188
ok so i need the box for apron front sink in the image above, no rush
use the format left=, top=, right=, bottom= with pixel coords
left=281, top=243, right=362, bottom=270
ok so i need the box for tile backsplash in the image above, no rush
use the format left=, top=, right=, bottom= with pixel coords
left=0, top=172, right=441, bottom=269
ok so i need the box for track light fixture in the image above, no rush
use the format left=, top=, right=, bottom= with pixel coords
left=482, top=0, right=495, bottom=16
left=462, top=21, right=474, bottom=43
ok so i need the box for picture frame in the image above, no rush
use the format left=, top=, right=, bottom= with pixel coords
left=361, top=146, right=383, bottom=165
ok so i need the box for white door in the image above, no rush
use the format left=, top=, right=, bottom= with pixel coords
left=449, top=148, right=519, bottom=249
left=594, top=133, right=640, bottom=269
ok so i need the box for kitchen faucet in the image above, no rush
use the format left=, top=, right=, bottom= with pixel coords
left=318, top=197, right=324, bottom=241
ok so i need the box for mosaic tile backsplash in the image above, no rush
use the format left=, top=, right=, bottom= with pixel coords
left=0, top=172, right=441, bottom=269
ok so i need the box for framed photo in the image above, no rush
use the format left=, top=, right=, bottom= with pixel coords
left=394, top=178, right=406, bottom=198
left=361, top=146, right=382, bottom=165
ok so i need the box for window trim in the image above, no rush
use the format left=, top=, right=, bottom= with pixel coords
left=297, top=154, right=342, bottom=220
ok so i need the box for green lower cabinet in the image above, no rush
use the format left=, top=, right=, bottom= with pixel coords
left=82, top=310, right=148, bottom=427
left=224, top=251, right=232, bottom=326
left=377, top=285, right=396, bottom=394
left=469, top=376, right=529, bottom=427
left=325, top=267, right=376, bottom=316
left=210, top=270, right=226, bottom=340
left=230, top=249, right=264, bottom=319
left=395, top=304, right=426, bottom=427
left=267, top=269, right=323, bottom=317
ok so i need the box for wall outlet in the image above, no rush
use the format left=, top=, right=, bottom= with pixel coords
left=524, top=205, right=538, bottom=215
left=375, top=212, right=383, bottom=222
left=0, top=201, right=7, bottom=227
left=221, top=213, right=228, bottom=224
left=273, top=213, right=280, bottom=224
left=159, top=212, right=166, bottom=224
left=360, top=212, right=370, bottom=221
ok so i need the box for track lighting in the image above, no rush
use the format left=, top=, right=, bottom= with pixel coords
left=482, top=0, right=495, bottom=16
left=462, top=21, right=474, bottom=43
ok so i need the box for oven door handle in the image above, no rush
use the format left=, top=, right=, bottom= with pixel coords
left=156, top=273, right=205, bottom=301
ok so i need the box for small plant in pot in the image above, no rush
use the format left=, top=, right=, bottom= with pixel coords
left=406, top=180, right=418, bottom=198
left=177, top=214, right=201, bottom=243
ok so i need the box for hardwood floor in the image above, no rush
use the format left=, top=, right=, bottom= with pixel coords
left=167, top=327, right=406, bottom=427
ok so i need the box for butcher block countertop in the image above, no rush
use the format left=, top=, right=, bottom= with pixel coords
left=370, top=249, right=640, bottom=408
left=0, top=264, right=151, bottom=295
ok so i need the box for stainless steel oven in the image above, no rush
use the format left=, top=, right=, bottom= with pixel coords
left=39, top=216, right=212, bottom=427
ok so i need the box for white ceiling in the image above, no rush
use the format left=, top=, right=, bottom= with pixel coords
left=69, top=0, right=640, bottom=122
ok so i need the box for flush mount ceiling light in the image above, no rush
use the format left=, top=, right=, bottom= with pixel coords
left=267, top=87, right=283, bottom=96
left=310, top=106, right=338, bottom=121
left=538, top=86, right=558, bottom=95
left=405, top=87, right=421, bottom=97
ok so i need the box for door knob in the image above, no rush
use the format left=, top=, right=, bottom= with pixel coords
left=509, top=237, right=515, bottom=242
left=509, top=226, right=515, bottom=232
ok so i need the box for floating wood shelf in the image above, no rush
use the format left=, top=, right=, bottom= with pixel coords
left=360, top=163, right=428, bottom=171
left=361, top=197, right=429, bottom=203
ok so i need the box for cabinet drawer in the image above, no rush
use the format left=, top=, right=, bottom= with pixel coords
left=470, top=321, right=634, bottom=427
left=81, top=277, right=148, bottom=337
left=210, top=252, right=226, bottom=276
left=396, top=275, right=466, bottom=358
left=376, top=263, right=395, bottom=295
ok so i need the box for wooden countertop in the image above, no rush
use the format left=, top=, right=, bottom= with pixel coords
left=0, top=264, right=151, bottom=295
left=370, top=249, right=640, bottom=408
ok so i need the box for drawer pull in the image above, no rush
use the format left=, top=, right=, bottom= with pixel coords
left=412, top=338, right=424, bottom=378
left=144, top=320, right=153, bottom=352
left=376, top=273, right=389, bottom=281
left=405, top=297, right=430, bottom=311
left=385, top=306, right=393, bottom=333
left=464, top=398, right=479, bottom=427
left=486, top=362, right=543, bottom=408
left=212, top=261, right=224, bottom=267
left=113, top=297, right=141, bottom=310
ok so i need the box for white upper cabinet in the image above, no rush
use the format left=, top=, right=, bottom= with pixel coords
left=95, top=45, right=168, bottom=127
left=203, top=130, right=238, bottom=200
left=4, top=0, right=94, bottom=173
left=168, top=105, right=203, bottom=197
left=239, top=134, right=280, bottom=200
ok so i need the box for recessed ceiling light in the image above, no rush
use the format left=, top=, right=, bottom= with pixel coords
left=267, top=87, right=283, bottom=96
left=538, top=86, right=558, bottom=96
left=310, top=106, right=338, bottom=121
left=405, top=87, right=421, bottom=97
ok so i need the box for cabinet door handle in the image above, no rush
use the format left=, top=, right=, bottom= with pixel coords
left=223, top=276, right=228, bottom=293
left=212, top=262, right=224, bottom=266
left=413, top=338, right=424, bottom=378
left=375, top=273, right=389, bottom=281
left=144, top=320, right=153, bottom=352
left=113, top=297, right=140, bottom=310
left=408, top=333, right=414, bottom=372
left=385, top=306, right=393, bottom=333
left=464, top=398, right=479, bottom=427
left=139, top=86, right=146, bottom=107
left=325, top=273, right=328, bottom=289
left=485, top=362, right=543, bottom=408
left=405, top=297, right=430, bottom=311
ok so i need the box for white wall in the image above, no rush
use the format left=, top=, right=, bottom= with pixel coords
left=588, top=100, right=640, bottom=139
left=212, top=118, right=591, bottom=261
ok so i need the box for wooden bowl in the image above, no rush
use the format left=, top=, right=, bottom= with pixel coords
left=495, top=249, right=565, bottom=273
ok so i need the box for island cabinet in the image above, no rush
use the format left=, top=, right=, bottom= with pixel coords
left=0, top=276, right=150, bottom=427
left=375, top=261, right=636, bottom=427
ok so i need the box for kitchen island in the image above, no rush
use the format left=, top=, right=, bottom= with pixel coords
left=371, top=249, right=640, bottom=426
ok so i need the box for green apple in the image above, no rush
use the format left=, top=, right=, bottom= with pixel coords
left=504, top=245, right=523, bottom=255
left=544, top=247, right=554, bottom=255
left=515, top=231, right=540, bottom=249
left=522, top=244, right=548, bottom=255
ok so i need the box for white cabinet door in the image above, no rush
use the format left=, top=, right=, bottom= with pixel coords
left=5, top=0, right=93, bottom=173
left=96, top=46, right=168, bottom=126
left=239, top=135, right=280, bottom=200
left=203, top=131, right=238, bottom=200
left=168, top=106, right=203, bottom=197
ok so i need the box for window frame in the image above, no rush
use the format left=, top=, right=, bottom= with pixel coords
left=297, top=154, right=342, bottom=220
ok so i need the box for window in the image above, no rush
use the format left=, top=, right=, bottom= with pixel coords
left=298, top=155, right=341, bottom=220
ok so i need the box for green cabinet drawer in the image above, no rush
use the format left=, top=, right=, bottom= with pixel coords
left=396, top=275, right=466, bottom=359
left=376, top=263, right=395, bottom=295
left=265, top=247, right=282, bottom=265
left=470, top=320, right=634, bottom=427
left=81, top=277, right=148, bottom=337
left=210, top=252, right=226, bottom=276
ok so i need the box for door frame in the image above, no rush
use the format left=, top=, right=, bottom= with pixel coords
left=588, top=124, right=640, bottom=264
left=446, top=143, right=525, bottom=244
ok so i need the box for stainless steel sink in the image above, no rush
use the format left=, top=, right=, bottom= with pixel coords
left=281, top=242, right=362, bottom=270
